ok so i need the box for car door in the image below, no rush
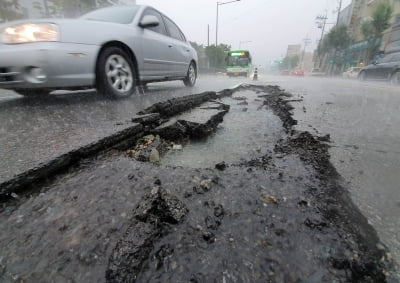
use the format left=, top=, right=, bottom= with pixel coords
left=372, top=54, right=393, bottom=79
left=162, top=15, right=192, bottom=76
left=383, top=53, right=400, bottom=79
left=138, top=8, right=176, bottom=77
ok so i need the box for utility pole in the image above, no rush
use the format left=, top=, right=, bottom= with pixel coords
left=336, top=0, right=343, bottom=25
left=316, top=12, right=331, bottom=68
left=208, top=25, right=210, bottom=47
left=300, top=37, right=311, bottom=69
left=316, top=12, right=328, bottom=43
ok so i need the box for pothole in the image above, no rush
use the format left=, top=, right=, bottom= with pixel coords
left=124, top=89, right=285, bottom=169
left=162, top=90, right=284, bottom=168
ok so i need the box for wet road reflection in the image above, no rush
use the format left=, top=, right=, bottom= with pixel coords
left=0, top=77, right=247, bottom=182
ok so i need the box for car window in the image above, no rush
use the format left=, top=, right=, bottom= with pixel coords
left=392, top=54, right=400, bottom=62
left=140, top=8, right=167, bottom=35
left=163, top=16, right=185, bottom=41
left=379, top=54, right=394, bottom=63
left=81, top=6, right=139, bottom=24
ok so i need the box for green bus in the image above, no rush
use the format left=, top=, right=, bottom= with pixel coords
left=226, top=50, right=252, bottom=77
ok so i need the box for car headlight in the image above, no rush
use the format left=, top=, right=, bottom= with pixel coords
left=2, top=23, right=59, bottom=44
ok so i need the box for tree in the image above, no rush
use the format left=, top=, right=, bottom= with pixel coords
left=326, top=24, right=351, bottom=50
left=280, top=55, right=299, bottom=70
left=189, top=42, right=208, bottom=68
left=361, top=19, right=374, bottom=40
left=0, top=0, right=23, bottom=22
left=189, top=42, right=204, bottom=56
left=361, top=1, right=393, bottom=61
left=205, top=44, right=231, bottom=69
left=372, top=0, right=393, bottom=36
left=317, top=24, right=350, bottom=59
left=317, top=24, right=351, bottom=72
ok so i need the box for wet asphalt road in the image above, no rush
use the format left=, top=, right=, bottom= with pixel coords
left=0, top=75, right=238, bottom=183
left=275, top=76, right=400, bottom=266
left=1, top=74, right=400, bottom=266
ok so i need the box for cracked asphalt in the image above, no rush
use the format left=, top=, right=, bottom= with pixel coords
left=1, top=74, right=399, bottom=279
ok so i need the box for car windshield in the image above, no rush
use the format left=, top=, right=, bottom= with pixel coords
left=227, top=57, right=250, bottom=66
left=81, top=6, right=139, bottom=24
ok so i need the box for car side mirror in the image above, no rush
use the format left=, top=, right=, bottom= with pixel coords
left=139, top=15, right=160, bottom=28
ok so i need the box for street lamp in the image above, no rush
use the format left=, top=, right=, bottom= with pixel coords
left=216, top=0, right=240, bottom=46
left=239, top=40, right=252, bottom=49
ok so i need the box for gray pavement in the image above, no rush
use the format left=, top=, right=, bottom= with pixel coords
left=1, top=74, right=399, bottom=267
left=269, top=75, right=400, bottom=266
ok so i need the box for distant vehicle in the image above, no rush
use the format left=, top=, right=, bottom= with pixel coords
left=280, top=70, right=290, bottom=75
left=292, top=70, right=305, bottom=76
left=226, top=50, right=252, bottom=77
left=0, top=5, right=198, bottom=98
left=342, top=67, right=361, bottom=79
left=309, top=68, right=325, bottom=76
left=358, top=52, right=400, bottom=85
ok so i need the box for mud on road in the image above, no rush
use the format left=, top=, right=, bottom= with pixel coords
left=0, top=85, right=396, bottom=282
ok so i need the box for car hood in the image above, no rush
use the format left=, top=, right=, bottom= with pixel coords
left=361, top=64, right=377, bottom=70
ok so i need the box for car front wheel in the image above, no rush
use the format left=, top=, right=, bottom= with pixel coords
left=183, top=61, right=197, bottom=87
left=390, top=71, right=400, bottom=85
left=96, top=47, right=136, bottom=98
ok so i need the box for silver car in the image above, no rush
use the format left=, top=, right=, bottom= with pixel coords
left=0, top=5, right=198, bottom=98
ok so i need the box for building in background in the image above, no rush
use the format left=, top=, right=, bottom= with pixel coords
left=315, top=0, right=400, bottom=73
left=338, top=2, right=354, bottom=27
left=286, top=45, right=301, bottom=57
left=385, top=12, right=400, bottom=53
left=345, top=0, right=400, bottom=66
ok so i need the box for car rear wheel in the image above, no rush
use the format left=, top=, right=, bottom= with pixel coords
left=14, top=89, right=51, bottom=97
left=183, top=61, right=197, bottom=87
left=390, top=71, right=400, bottom=85
left=96, top=47, right=136, bottom=98
left=358, top=71, right=366, bottom=81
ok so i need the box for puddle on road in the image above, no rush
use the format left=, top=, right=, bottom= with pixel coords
left=161, top=90, right=284, bottom=168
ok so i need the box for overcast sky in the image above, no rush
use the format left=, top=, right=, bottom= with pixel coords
left=137, top=0, right=351, bottom=66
